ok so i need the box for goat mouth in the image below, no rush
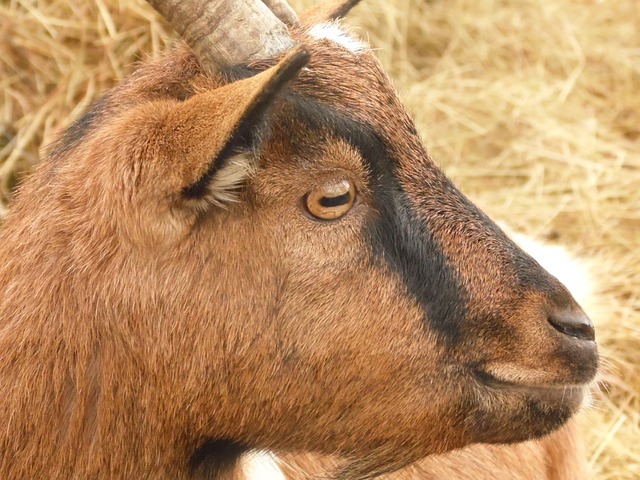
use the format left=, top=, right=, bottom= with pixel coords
left=474, top=369, right=585, bottom=407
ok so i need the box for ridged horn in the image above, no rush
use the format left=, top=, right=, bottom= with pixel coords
left=146, top=0, right=298, bottom=77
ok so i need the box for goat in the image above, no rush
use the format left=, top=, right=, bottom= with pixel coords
left=0, top=0, right=598, bottom=479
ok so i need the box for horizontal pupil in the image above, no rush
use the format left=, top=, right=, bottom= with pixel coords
left=319, top=191, right=351, bottom=208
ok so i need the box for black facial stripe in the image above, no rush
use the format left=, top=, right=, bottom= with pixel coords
left=287, top=96, right=469, bottom=344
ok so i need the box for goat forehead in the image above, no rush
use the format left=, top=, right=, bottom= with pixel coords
left=293, top=36, right=396, bottom=109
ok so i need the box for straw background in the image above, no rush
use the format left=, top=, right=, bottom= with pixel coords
left=1, top=0, right=638, bottom=477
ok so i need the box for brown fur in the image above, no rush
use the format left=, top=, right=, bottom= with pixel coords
left=0, top=2, right=597, bottom=479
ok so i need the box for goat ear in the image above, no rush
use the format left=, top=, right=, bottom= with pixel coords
left=183, top=46, right=310, bottom=199
left=148, top=46, right=310, bottom=202
left=301, top=0, right=362, bottom=24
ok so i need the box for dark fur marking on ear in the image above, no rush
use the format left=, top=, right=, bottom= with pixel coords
left=183, top=48, right=311, bottom=199
left=189, top=438, right=246, bottom=478
left=329, top=0, right=363, bottom=20
left=48, top=93, right=111, bottom=159
left=219, top=64, right=265, bottom=84
left=302, top=0, right=363, bottom=24
left=285, top=95, right=469, bottom=345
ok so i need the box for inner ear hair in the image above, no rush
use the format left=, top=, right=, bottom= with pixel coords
left=301, top=0, right=362, bottom=25
left=195, top=151, right=257, bottom=209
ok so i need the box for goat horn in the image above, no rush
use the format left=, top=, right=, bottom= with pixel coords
left=146, top=0, right=297, bottom=77
left=262, top=0, right=300, bottom=26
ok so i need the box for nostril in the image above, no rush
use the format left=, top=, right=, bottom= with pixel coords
left=548, top=310, right=595, bottom=342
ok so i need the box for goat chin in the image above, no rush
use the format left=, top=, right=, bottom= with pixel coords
left=240, top=233, right=596, bottom=480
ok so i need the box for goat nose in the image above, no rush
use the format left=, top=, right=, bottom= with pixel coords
left=548, top=309, right=595, bottom=342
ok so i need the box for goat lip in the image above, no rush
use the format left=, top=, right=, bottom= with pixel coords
left=474, top=370, right=585, bottom=405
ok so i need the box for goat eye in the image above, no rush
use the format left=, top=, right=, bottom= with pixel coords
left=305, top=179, right=356, bottom=220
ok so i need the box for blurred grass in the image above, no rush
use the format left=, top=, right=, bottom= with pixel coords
left=1, top=0, right=639, bottom=477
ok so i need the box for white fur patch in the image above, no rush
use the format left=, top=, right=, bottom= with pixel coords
left=240, top=451, right=286, bottom=480
left=308, top=23, right=367, bottom=53
left=199, top=152, right=256, bottom=209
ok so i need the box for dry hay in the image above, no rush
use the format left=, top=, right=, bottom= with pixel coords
left=1, top=0, right=638, bottom=477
